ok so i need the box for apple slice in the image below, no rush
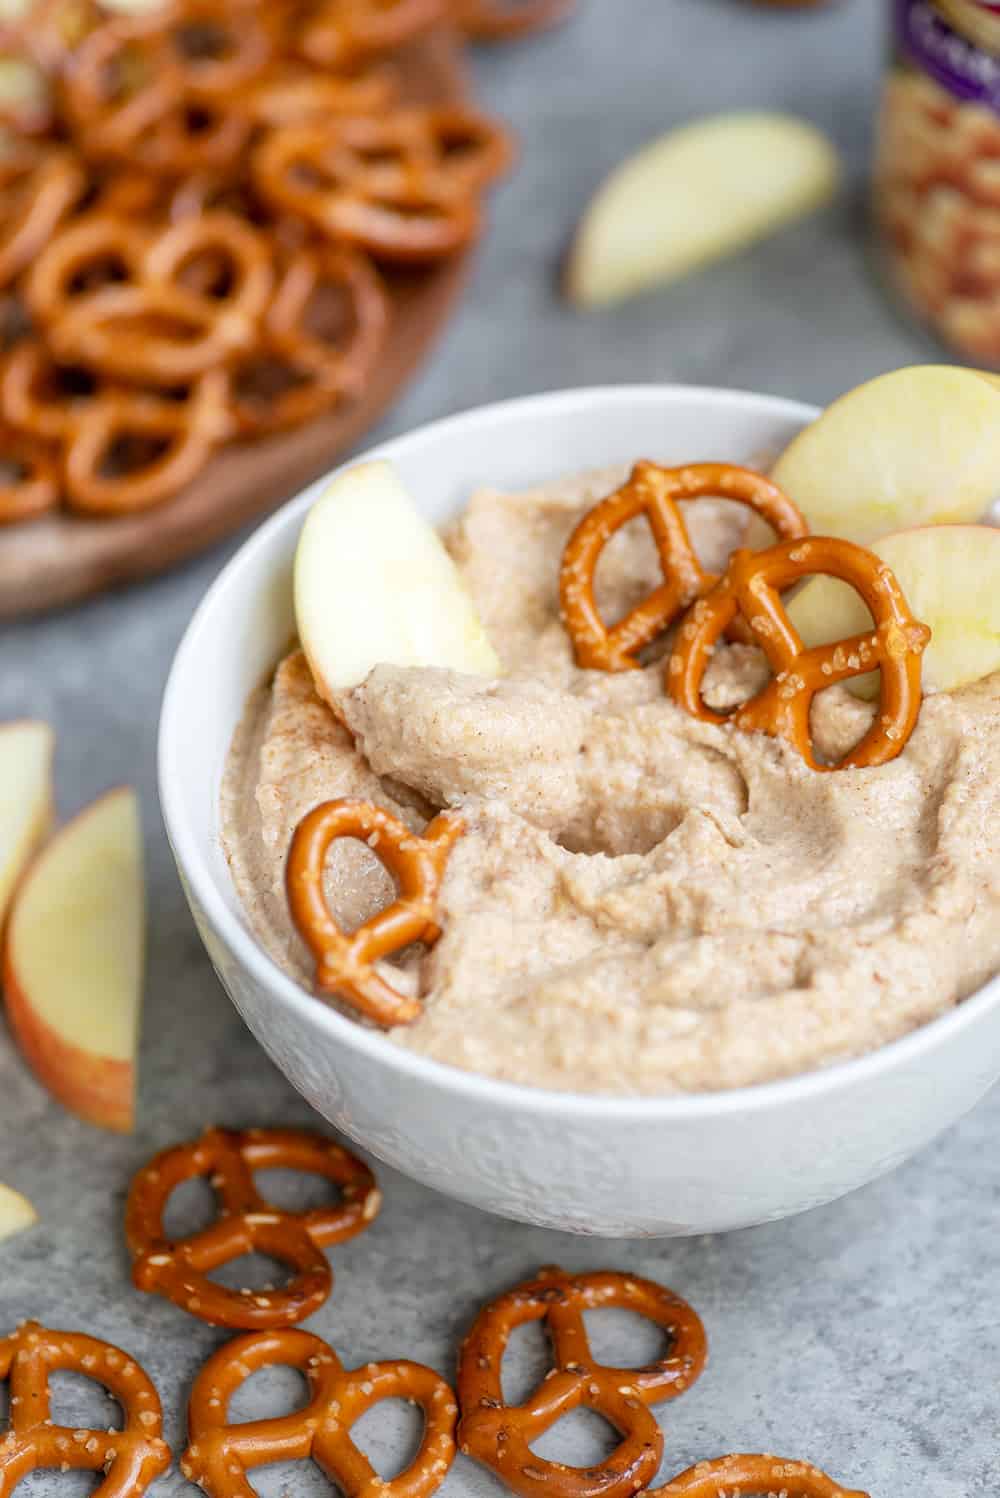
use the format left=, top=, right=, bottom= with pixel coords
left=761, top=367, right=1000, bottom=547
left=788, top=524, right=1000, bottom=695
left=566, top=112, right=839, bottom=307
left=0, top=721, right=54, bottom=930
left=295, top=459, right=500, bottom=700
left=0, top=1183, right=37, bottom=1244
left=3, top=787, right=145, bottom=1133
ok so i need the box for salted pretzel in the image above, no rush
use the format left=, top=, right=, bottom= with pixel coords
left=183, top=1327, right=457, bottom=1498
left=457, top=1266, right=708, bottom=1498
left=667, top=537, right=932, bottom=771
left=0, top=1320, right=170, bottom=1498
left=1, top=342, right=93, bottom=442
left=63, top=369, right=232, bottom=515
left=560, top=461, right=808, bottom=672
left=59, top=14, right=182, bottom=165
left=126, top=1126, right=381, bottom=1329
left=244, top=63, right=397, bottom=128
left=265, top=245, right=389, bottom=392
left=0, top=148, right=85, bottom=291
left=286, top=799, right=464, bottom=1027
left=296, top=0, right=447, bottom=69
left=253, top=108, right=512, bottom=263
left=654, top=1454, right=870, bottom=1498
left=455, top=0, right=578, bottom=41
left=0, top=427, right=60, bottom=525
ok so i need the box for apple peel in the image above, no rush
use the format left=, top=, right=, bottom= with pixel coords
left=3, top=785, right=145, bottom=1134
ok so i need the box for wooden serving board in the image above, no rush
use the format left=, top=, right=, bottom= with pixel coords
left=0, top=28, right=472, bottom=620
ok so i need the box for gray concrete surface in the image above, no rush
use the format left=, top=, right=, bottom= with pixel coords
left=0, top=1, right=995, bottom=1493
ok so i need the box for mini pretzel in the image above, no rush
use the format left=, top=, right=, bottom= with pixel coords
left=183, top=1327, right=457, bottom=1498
left=264, top=244, right=389, bottom=396
left=456, top=0, right=578, bottom=41
left=261, top=66, right=397, bottom=127
left=654, top=1454, right=870, bottom=1498
left=286, top=799, right=464, bottom=1028
left=667, top=537, right=932, bottom=771
left=297, top=0, right=447, bottom=69
left=253, top=109, right=512, bottom=263
left=59, top=14, right=181, bottom=165
left=0, top=1320, right=170, bottom=1498
left=126, top=1126, right=381, bottom=1329
left=0, top=148, right=85, bottom=290
left=63, top=370, right=231, bottom=515
left=0, top=426, right=60, bottom=525
left=560, top=461, right=808, bottom=671
left=457, top=1266, right=708, bottom=1498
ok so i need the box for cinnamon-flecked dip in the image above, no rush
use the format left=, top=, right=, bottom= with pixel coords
left=222, top=465, right=1000, bottom=1095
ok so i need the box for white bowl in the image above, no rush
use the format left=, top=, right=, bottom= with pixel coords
left=159, top=386, right=1000, bottom=1237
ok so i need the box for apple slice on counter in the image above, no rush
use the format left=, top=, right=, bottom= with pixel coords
left=566, top=111, right=840, bottom=307
left=759, top=366, right=1000, bottom=548
left=0, top=721, right=54, bottom=929
left=3, top=787, right=145, bottom=1134
left=788, top=524, right=1000, bottom=695
left=295, top=459, right=500, bottom=701
left=0, top=1183, right=37, bottom=1244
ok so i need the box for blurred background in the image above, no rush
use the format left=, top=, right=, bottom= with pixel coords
left=3, top=6, right=1000, bottom=1495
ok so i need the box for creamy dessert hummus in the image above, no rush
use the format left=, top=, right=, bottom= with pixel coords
left=222, top=465, right=1000, bottom=1096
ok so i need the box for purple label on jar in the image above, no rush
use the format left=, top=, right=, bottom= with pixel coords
left=896, top=0, right=1000, bottom=112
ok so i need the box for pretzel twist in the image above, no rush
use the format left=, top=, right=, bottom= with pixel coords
left=560, top=461, right=808, bottom=671
left=183, top=1328, right=457, bottom=1498
left=126, top=1126, right=381, bottom=1329
left=653, top=1453, right=870, bottom=1498
left=253, top=108, right=512, bottom=263
left=457, top=1266, right=708, bottom=1498
left=0, top=1321, right=171, bottom=1498
left=0, top=425, right=60, bottom=524
left=667, top=537, right=932, bottom=770
left=455, top=0, right=578, bottom=41
left=296, top=0, right=447, bottom=69
left=0, top=148, right=85, bottom=291
left=286, top=799, right=464, bottom=1027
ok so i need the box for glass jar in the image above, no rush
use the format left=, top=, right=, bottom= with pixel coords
left=876, top=1, right=1000, bottom=365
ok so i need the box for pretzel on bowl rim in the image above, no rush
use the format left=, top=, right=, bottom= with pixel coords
left=126, top=1125, right=381, bottom=1329
left=183, top=1326, right=457, bottom=1498
left=653, top=1453, right=870, bottom=1498
left=286, top=798, right=464, bottom=1028
left=455, top=0, right=578, bottom=41
left=560, top=461, right=808, bottom=671
left=457, top=1265, right=708, bottom=1498
left=0, top=1320, right=171, bottom=1498
left=667, top=536, right=932, bottom=771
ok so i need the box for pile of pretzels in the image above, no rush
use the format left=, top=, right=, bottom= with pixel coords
left=0, top=0, right=548, bottom=525
left=0, top=1122, right=871, bottom=1498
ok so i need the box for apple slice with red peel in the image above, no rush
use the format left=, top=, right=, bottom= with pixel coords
left=566, top=112, right=840, bottom=307
left=295, top=459, right=500, bottom=702
left=0, top=721, right=54, bottom=930
left=0, top=1183, right=37, bottom=1244
left=788, top=524, right=1000, bottom=695
left=757, top=366, right=1000, bottom=549
left=3, top=787, right=145, bottom=1133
